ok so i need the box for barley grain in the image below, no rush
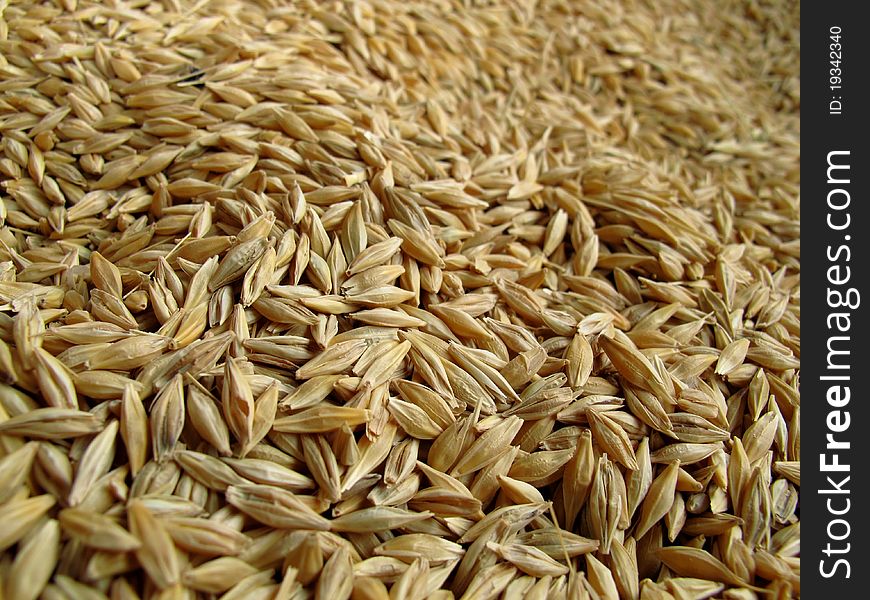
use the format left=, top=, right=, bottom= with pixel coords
left=0, top=0, right=799, bottom=595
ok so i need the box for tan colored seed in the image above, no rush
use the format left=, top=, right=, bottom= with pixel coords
left=0, top=1, right=798, bottom=596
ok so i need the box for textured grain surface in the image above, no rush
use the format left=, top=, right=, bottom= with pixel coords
left=0, top=0, right=799, bottom=598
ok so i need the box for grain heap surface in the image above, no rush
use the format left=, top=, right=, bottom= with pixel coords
left=0, top=0, right=800, bottom=599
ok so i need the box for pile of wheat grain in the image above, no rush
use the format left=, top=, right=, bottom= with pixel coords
left=0, top=0, right=799, bottom=598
